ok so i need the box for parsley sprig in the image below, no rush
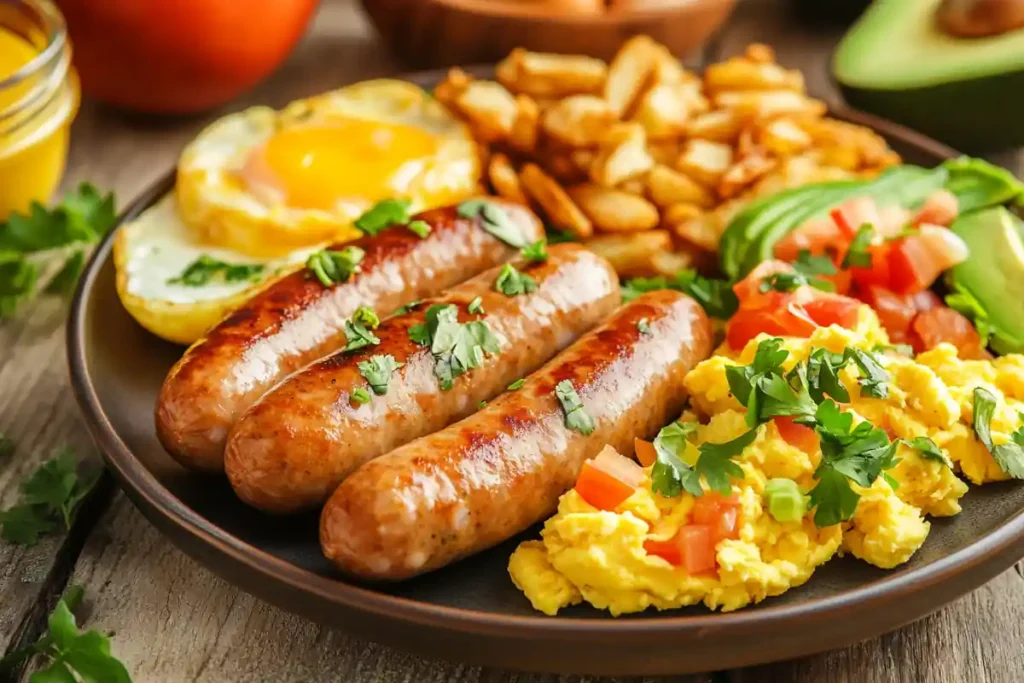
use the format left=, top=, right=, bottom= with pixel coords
left=354, top=198, right=412, bottom=236
left=555, top=380, right=595, bottom=434
left=342, top=305, right=381, bottom=352
left=306, top=246, right=365, bottom=286
left=408, top=304, right=500, bottom=390
left=457, top=199, right=527, bottom=248
left=0, top=586, right=132, bottom=682
left=903, top=435, right=953, bottom=468
left=167, top=255, right=264, bottom=287
left=972, top=387, right=1024, bottom=478
left=842, top=224, right=875, bottom=269
left=521, top=239, right=548, bottom=262
left=650, top=421, right=757, bottom=497
left=357, top=354, right=403, bottom=395
left=621, top=270, right=738, bottom=319
left=495, top=263, right=537, bottom=296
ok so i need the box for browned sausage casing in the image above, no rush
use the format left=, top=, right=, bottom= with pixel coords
left=225, top=244, right=620, bottom=514
left=156, top=200, right=543, bottom=473
left=320, top=290, right=713, bottom=580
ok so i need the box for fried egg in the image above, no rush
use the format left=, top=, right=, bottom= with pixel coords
left=176, top=80, right=481, bottom=257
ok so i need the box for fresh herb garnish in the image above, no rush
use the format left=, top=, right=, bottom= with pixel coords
left=621, top=270, right=739, bottom=319
left=521, top=239, right=548, bottom=262
left=0, top=183, right=116, bottom=319
left=545, top=229, right=578, bottom=244
left=467, top=296, right=484, bottom=315
left=725, top=339, right=816, bottom=428
left=306, top=246, right=365, bottom=286
left=793, top=250, right=838, bottom=277
left=0, top=447, right=100, bottom=545
left=167, top=255, right=264, bottom=287
left=408, top=304, right=501, bottom=390
left=394, top=299, right=423, bottom=315
left=651, top=421, right=702, bottom=497
left=637, top=318, right=651, bottom=334
left=357, top=354, right=404, bottom=395
left=0, top=586, right=132, bottom=682
left=759, top=270, right=834, bottom=294
left=350, top=388, right=371, bottom=405
left=842, top=224, right=875, bottom=269
left=457, top=199, right=527, bottom=248
left=478, top=400, right=488, bottom=409
left=354, top=198, right=412, bottom=236
left=555, top=380, right=595, bottom=435
left=696, top=429, right=758, bottom=495
left=495, top=263, right=537, bottom=296
left=903, top=435, right=953, bottom=468
left=846, top=347, right=889, bottom=399
left=343, top=305, right=381, bottom=352
left=407, top=219, right=431, bottom=238
left=507, top=378, right=525, bottom=391
left=972, top=387, right=1024, bottom=478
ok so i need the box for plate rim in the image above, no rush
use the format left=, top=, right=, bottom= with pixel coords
left=65, top=68, right=1024, bottom=673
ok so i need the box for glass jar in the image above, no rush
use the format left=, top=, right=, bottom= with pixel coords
left=0, top=0, right=78, bottom=220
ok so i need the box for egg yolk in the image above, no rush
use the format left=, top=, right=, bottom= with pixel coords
left=242, top=117, right=439, bottom=210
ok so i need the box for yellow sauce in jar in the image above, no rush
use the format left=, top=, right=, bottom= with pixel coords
left=0, top=21, right=78, bottom=220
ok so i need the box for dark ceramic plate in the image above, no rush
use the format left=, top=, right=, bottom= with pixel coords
left=67, top=70, right=1024, bottom=676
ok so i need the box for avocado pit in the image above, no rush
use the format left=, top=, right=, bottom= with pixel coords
left=937, top=0, right=1024, bottom=38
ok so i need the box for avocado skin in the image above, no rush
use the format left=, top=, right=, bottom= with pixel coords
left=838, top=68, right=1024, bottom=153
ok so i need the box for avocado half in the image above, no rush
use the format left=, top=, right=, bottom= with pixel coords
left=833, top=0, right=1024, bottom=152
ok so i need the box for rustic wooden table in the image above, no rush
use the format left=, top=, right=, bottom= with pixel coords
left=2, top=1, right=1022, bottom=681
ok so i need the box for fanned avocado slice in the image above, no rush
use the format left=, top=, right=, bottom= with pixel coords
left=834, top=0, right=1024, bottom=151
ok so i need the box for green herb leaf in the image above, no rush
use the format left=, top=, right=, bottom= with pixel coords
left=394, top=299, right=423, bottom=316
left=758, top=271, right=834, bottom=294
left=637, top=318, right=651, bottom=334
left=808, top=466, right=861, bottom=528
left=903, top=435, right=953, bottom=468
left=507, top=378, right=525, bottom=391
left=695, top=428, right=757, bottom=495
left=166, top=255, right=265, bottom=287
left=842, top=224, right=875, bottom=269
left=846, top=347, right=889, bottom=399
left=872, top=343, right=914, bottom=357
left=793, top=250, right=837, bottom=277
left=357, top=355, right=404, bottom=395
left=343, top=306, right=382, bottom=351
left=355, top=198, right=412, bottom=236
left=410, top=304, right=501, bottom=390
left=555, top=380, right=595, bottom=435
left=545, top=229, right=578, bottom=244
left=621, top=270, right=739, bottom=319
left=467, top=296, right=484, bottom=315
left=407, top=219, right=431, bottom=238
left=458, top=199, right=526, bottom=248
left=350, top=388, right=371, bottom=405
left=521, top=239, right=548, bottom=262
left=651, top=421, right=702, bottom=498
left=972, top=387, right=1024, bottom=478
left=408, top=324, right=431, bottom=346
left=306, top=246, right=365, bottom=286
left=478, top=400, right=488, bottom=409
left=495, top=263, right=538, bottom=296
left=806, top=347, right=851, bottom=404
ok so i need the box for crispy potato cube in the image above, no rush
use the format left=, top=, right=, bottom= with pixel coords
left=670, top=213, right=720, bottom=251
left=618, top=177, right=647, bottom=195
left=604, top=35, right=659, bottom=117
left=718, top=152, right=778, bottom=199
left=646, top=164, right=715, bottom=209
left=758, top=118, right=812, bottom=156
left=568, top=184, right=660, bottom=232
left=686, top=109, right=743, bottom=143
left=543, top=152, right=585, bottom=183
left=650, top=249, right=696, bottom=277
left=630, top=82, right=701, bottom=140
left=745, top=43, right=775, bottom=64
left=675, top=140, right=734, bottom=187
left=488, top=153, right=527, bottom=204
left=519, top=162, right=593, bottom=238
left=455, top=81, right=517, bottom=142
left=584, top=230, right=673, bottom=277
left=661, top=201, right=703, bottom=228
left=434, top=67, right=472, bottom=109
left=714, top=90, right=827, bottom=120
left=509, top=94, right=541, bottom=153
left=496, top=48, right=607, bottom=98
left=704, top=58, right=804, bottom=93
left=570, top=148, right=597, bottom=174
left=650, top=45, right=695, bottom=85
left=588, top=123, right=654, bottom=187
left=541, top=95, right=617, bottom=147
left=647, top=140, right=681, bottom=166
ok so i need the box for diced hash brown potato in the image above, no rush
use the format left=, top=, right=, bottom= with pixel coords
left=676, top=140, right=733, bottom=187
left=519, top=162, right=593, bottom=238
left=434, top=37, right=902, bottom=266
left=455, top=81, right=517, bottom=142
left=584, top=230, right=673, bottom=277
left=603, top=35, right=659, bottom=117
left=541, top=95, right=617, bottom=147
left=568, top=184, right=660, bottom=232
left=496, top=48, right=607, bottom=97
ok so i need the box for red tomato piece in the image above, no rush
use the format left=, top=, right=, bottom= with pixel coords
left=733, top=260, right=795, bottom=310
left=859, top=286, right=917, bottom=334
left=643, top=537, right=682, bottom=566
left=849, top=243, right=892, bottom=290
left=774, top=217, right=846, bottom=262
left=799, top=293, right=861, bottom=330
left=888, top=236, right=944, bottom=294
left=822, top=268, right=853, bottom=296
left=575, top=447, right=643, bottom=511
left=774, top=416, right=820, bottom=452
left=692, top=494, right=741, bottom=543
left=912, top=307, right=990, bottom=359
left=678, top=525, right=717, bottom=575
left=726, top=308, right=791, bottom=349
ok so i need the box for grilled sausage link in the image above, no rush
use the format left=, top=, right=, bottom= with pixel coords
left=320, top=290, right=713, bottom=580
left=225, top=244, right=620, bottom=513
left=156, top=200, right=543, bottom=473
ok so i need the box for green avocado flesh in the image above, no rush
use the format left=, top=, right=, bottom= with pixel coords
left=833, top=0, right=1024, bottom=151
left=949, top=207, right=1024, bottom=354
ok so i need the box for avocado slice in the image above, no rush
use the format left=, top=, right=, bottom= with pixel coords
left=834, top=0, right=1024, bottom=151
left=947, top=206, right=1024, bottom=354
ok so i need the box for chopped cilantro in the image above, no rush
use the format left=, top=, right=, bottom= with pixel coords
left=846, top=347, right=889, bottom=399
left=355, top=198, right=412, bottom=236
left=394, top=299, right=423, bottom=315
left=695, top=429, right=758, bottom=495
left=478, top=400, right=488, bottom=409
left=507, top=378, right=525, bottom=391
left=495, top=263, right=538, bottom=296
left=350, top=388, right=371, bottom=405
left=725, top=339, right=815, bottom=427
left=621, top=270, right=739, bottom=319
left=342, top=306, right=381, bottom=352
left=651, top=421, right=702, bottom=498
left=841, top=224, right=875, bottom=269
left=805, top=347, right=851, bottom=404
left=758, top=271, right=834, bottom=294
left=555, top=380, right=595, bottom=435
left=167, top=256, right=264, bottom=287
left=357, top=355, right=403, bottom=395
left=545, top=229, right=578, bottom=244
left=306, top=246, right=365, bottom=286
left=457, top=199, right=527, bottom=248
left=793, top=250, right=837, bottom=277
left=407, top=219, right=431, bottom=238
left=408, top=304, right=500, bottom=390
left=903, top=435, right=953, bottom=469
left=467, top=296, right=484, bottom=315
left=972, top=387, right=1024, bottom=479
left=521, top=239, right=548, bottom=262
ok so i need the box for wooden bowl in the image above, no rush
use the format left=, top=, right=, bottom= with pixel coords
left=360, top=0, right=736, bottom=68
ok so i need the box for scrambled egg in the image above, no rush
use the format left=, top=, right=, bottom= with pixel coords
left=510, top=305, right=1024, bottom=616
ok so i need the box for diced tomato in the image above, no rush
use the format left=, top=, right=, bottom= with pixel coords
left=678, top=526, right=717, bottom=575
left=830, top=196, right=882, bottom=239
left=774, top=416, right=820, bottom=452
left=774, top=217, right=846, bottom=262
left=692, top=493, right=741, bottom=543
left=634, top=438, right=657, bottom=468
left=849, top=243, right=891, bottom=290
left=726, top=308, right=791, bottom=349
left=800, top=294, right=861, bottom=330
left=643, top=537, right=682, bottom=566
left=575, top=446, right=644, bottom=511
left=912, top=306, right=990, bottom=360
left=733, top=260, right=795, bottom=310
left=821, top=267, right=852, bottom=296
left=911, top=289, right=943, bottom=311
left=914, top=190, right=959, bottom=227
left=859, top=286, right=917, bottom=334
left=888, top=235, right=945, bottom=294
